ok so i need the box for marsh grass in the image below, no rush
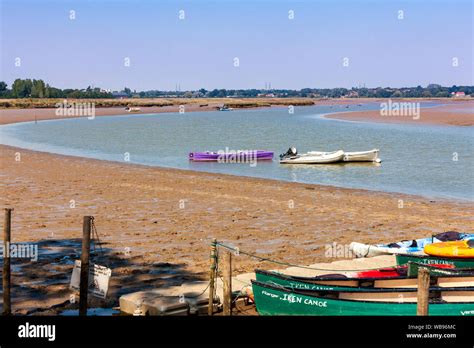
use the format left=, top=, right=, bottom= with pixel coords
left=0, top=98, right=315, bottom=109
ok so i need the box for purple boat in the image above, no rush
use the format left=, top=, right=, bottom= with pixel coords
left=189, top=150, right=273, bottom=162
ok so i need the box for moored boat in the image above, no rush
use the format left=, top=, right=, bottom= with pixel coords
left=279, top=149, right=345, bottom=164
left=252, top=280, right=474, bottom=316
left=350, top=231, right=474, bottom=258
left=307, top=149, right=380, bottom=162
left=189, top=150, right=273, bottom=162
left=343, top=149, right=380, bottom=163
left=255, top=265, right=474, bottom=292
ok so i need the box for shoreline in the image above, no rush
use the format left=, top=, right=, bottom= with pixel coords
left=0, top=143, right=471, bottom=204
left=0, top=143, right=470, bottom=204
left=1, top=100, right=472, bottom=203
left=326, top=101, right=474, bottom=127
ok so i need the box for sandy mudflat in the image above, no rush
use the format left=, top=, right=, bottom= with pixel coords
left=1, top=142, right=473, bottom=313
left=327, top=101, right=474, bottom=126
left=0, top=104, right=219, bottom=125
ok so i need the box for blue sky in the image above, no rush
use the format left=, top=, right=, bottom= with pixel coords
left=1, top=0, right=472, bottom=91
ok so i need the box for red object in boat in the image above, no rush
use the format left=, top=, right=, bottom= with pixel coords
left=351, top=264, right=455, bottom=278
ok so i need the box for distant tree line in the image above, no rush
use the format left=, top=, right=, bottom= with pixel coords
left=0, top=79, right=114, bottom=99
left=0, top=79, right=473, bottom=99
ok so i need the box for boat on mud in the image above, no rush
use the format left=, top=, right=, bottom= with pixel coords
left=251, top=280, right=474, bottom=316
left=396, top=253, right=474, bottom=269
left=254, top=264, right=474, bottom=292
left=350, top=231, right=474, bottom=258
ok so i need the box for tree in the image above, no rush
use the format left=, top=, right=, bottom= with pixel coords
left=391, top=90, right=403, bottom=98
left=12, top=79, right=33, bottom=98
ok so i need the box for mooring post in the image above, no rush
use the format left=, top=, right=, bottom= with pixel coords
left=416, top=267, right=430, bottom=316
left=222, top=250, right=232, bottom=316
left=3, top=208, right=13, bottom=315
left=79, top=216, right=92, bottom=316
left=208, top=238, right=217, bottom=316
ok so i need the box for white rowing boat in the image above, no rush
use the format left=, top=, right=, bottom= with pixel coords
left=343, top=149, right=380, bottom=162
left=307, top=149, right=381, bottom=163
left=280, top=149, right=345, bottom=164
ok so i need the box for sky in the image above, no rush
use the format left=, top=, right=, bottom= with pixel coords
left=1, top=0, right=473, bottom=91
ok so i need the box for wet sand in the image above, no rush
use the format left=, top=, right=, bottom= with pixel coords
left=1, top=143, right=473, bottom=314
left=0, top=104, right=220, bottom=125
left=327, top=101, right=474, bottom=126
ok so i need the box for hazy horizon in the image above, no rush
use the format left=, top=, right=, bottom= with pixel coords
left=2, top=0, right=473, bottom=91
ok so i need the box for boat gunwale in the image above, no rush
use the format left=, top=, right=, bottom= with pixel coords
left=255, top=267, right=474, bottom=283
left=396, top=253, right=474, bottom=262
left=251, top=280, right=474, bottom=305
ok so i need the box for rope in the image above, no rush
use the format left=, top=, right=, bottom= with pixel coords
left=215, top=241, right=397, bottom=272
left=91, top=217, right=103, bottom=256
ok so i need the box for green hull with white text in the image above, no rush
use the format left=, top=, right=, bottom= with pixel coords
left=397, top=254, right=474, bottom=269
left=252, top=281, right=474, bottom=316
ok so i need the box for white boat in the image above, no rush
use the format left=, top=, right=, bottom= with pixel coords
left=350, top=232, right=474, bottom=258
left=343, top=149, right=380, bottom=163
left=125, top=106, right=141, bottom=112
left=308, top=149, right=381, bottom=163
left=280, top=149, right=345, bottom=164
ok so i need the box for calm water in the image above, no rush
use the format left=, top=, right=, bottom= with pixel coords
left=1, top=103, right=473, bottom=201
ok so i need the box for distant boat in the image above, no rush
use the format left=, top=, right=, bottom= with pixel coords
left=218, top=105, right=233, bottom=111
left=280, top=148, right=345, bottom=164
left=125, top=106, right=141, bottom=112
left=189, top=150, right=273, bottom=162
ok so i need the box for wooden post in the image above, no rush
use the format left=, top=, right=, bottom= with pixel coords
left=207, top=238, right=217, bottom=316
left=79, top=216, right=92, bottom=316
left=416, top=267, right=430, bottom=316
left=222, top=250, right=232, bottom=316
left=3, top=208, right=13, bottom=315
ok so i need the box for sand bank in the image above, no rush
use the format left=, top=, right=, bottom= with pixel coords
left=327, top=101, right=474, bottom=126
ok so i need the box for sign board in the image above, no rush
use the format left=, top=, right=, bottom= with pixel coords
left=70, top=260, right=112, bottom=299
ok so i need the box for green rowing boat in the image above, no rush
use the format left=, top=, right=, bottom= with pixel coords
left=406, top=262, right=474, bottom=277
left=255, top=267, right=474, bottom=292
left=252, top=280, right=474, bottom=316
left=397, top=254, right=474, bottom=268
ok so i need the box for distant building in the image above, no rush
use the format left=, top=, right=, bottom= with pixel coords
left=452, top=91, right=466, bottom=98
left=346, top=91, right=359, bottom=98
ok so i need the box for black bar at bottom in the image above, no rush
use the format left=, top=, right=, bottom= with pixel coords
left=0, top=316, right=472, bottom=346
